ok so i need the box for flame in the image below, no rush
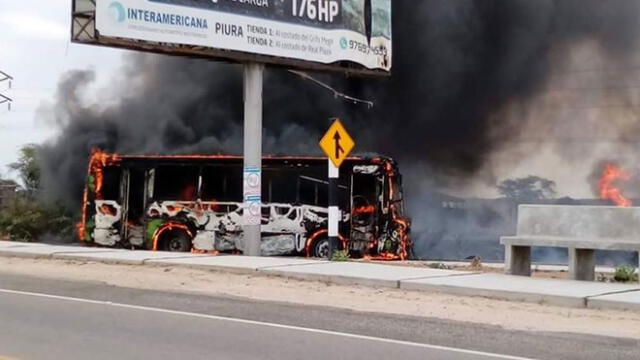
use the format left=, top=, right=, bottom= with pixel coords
left=360, top=160, right=412, bottom=261
left=78, top=149, right=122, bottom=242
left=99, top=204, right=117, bottom=216
left=89, top=149, right=122, bottom=199
left=202, top=201, right=220, bottom=212
left=182, top=184, right=197, bottom=201
left=90, top=153, right=363, bottom=162
left=75, top=150, right=412, bottom=261
left=364, top=252, right=401, bottom=261
left=599, top=163, right=632, bottom=207
left=353, top=205, right=375, bottom=214
left=385, top=161, right=411, bottom=260
left=191, top=248, right=220, bottom=255
left=75, top=220, right=86, bottom=242
left=77, top=149, right=365, bottom=243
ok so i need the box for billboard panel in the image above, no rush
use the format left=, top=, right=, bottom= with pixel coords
left=73, top=0, right=392, bottom=75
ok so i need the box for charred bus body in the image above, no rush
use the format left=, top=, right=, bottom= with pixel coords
left=78, top=150, right=411, bottom=259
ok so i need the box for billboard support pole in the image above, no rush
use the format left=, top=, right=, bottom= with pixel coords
left=243, top=62, right=264, bottom=257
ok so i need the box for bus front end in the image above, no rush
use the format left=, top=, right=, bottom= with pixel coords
left=347, top=157, right=412, bottom=260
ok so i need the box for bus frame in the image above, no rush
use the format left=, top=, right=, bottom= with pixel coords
left=78, top=150, right=411, bottom=259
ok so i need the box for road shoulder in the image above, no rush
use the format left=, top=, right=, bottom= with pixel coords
left=0, top=256, right=639, bottom=341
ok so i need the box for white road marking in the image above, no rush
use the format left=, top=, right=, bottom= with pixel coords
left=0, top=288, right=536, bottom=360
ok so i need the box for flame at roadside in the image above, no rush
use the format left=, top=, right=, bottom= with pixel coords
left=599, top=163, right=632, bottom=207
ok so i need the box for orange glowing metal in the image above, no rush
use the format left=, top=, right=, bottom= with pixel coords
left=305, top=229, right=347, bottom=257
left=353, top=205, right=375, bottom=214
left=77, top=149, right=121, bottom=241
left=191, top=249, right=220, bottom=255
left=89, top=148, right=122, bottom=198
left=113, top=153, right=363, bottom=162
left=99, top=204, right=117, bottom=216
left=364, top=252, right=401, bottom=261
left=599, top=164, right=633, bottom=207
left=75, top=220, right=86, bottom=242
left=151, top=222, right=193, bottom=251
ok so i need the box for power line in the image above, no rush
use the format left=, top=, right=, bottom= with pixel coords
left=0, top=71, right=13, bottom=111
left=287, top=70, right=374, bottom=108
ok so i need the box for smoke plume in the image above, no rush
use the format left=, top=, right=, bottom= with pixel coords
left=38, top=1, right=640, bottom=259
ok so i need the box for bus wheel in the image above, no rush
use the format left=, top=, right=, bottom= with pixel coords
left=162, top=230, right=192, bottom=252
left=311, top=236, right=330, bottom=259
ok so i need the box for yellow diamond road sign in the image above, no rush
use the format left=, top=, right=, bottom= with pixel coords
left=320, top=119, right=355, bottom=167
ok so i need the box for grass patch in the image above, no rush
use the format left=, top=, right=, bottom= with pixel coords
left=614, top=265, right=639, bottom=283
left=331, top=250, right=350, bottom=262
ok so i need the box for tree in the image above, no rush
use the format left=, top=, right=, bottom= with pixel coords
left=497, top=176, right=556, bottom=202
left=8, top=144, right=40, bottom=196
left=0, top=145, right=73, bottom=242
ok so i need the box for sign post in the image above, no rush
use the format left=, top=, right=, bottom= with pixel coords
left=327, top=160, right=340, bottom=259
left=243, top=63, right=264, bottom=256
left=320, top=119, right=355, bottom=259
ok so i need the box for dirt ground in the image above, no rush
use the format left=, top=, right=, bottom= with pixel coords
left=0, top=256, right=639, bottom=340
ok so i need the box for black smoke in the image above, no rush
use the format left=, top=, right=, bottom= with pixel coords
left=39, top=1, right=640, bottom=258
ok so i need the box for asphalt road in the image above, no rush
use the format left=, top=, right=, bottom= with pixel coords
left=0, top=273, right=638, bottom=360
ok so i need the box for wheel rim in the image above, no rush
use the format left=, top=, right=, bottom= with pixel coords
left=316, top=239, right=330, bottom=258
left=168, top=237, right=184, bottom=252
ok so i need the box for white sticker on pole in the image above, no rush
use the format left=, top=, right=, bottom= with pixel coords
left=328, top=206, right=340, bottom=237
left=243, top=166, right=261, bottom=226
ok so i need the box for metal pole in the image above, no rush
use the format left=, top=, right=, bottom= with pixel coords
left=328, top=159, right=340, bottom=259
left=243, top=63, right=264, bottom=256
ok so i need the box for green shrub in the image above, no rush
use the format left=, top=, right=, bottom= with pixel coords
left=0, top=196, right=73, bottom=242
left=614, top=265, right=639, bottom=283
left=331, top=250, right=350, bottom=262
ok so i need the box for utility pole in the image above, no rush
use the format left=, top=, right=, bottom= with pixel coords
left=0, top=71, right=13, bottom=111
left=242, top=63, right=264, bottom=257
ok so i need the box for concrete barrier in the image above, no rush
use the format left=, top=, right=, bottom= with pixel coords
left=501, top=205, right=640, bottom=281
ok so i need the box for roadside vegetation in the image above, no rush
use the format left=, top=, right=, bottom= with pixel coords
left=614, top=265, right=639, bottom=283
left=331, top=250, right=350, bottom=262
left=0, top=145, right=74, bottom=242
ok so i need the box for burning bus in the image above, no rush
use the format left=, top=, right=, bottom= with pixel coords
left=78, top=150, right=411, bottom=259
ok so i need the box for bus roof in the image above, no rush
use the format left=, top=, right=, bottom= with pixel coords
left=92, top=151, right=397, bottom=167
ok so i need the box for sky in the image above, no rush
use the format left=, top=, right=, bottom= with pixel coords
left=0, top=0, right=124, bottom=180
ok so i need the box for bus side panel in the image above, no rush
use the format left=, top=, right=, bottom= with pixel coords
left=90, top=165, right=124, bottom=247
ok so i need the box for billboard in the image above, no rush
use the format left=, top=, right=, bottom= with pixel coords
left=72, top=0, right=392, bottom=75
